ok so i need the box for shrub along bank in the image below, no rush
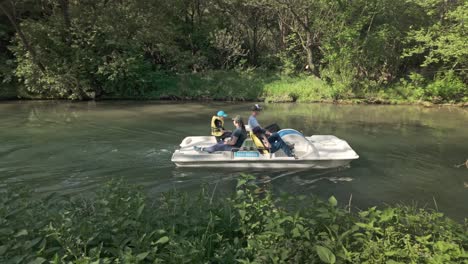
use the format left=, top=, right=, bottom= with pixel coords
left=1, top=174, right=466, bottom=263
left=13, top=70, right=463, bottom=105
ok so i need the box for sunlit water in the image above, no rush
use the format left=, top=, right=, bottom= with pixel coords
left=0, top=101, right=467, bottom=220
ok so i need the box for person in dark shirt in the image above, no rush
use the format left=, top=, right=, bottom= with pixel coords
left=252, top=126, right=294, bottom=157
left=247, top=104, right=293, bottom=157
left=195, top=115, right=247, bottom=153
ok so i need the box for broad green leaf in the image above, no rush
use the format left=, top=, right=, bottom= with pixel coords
left=14, top=229, right=28, bottom=237
left=386, top=260, right=404, bottom=264
left=278, top=216, right=293, bottom=224
left=316, top=245, right=336, bottom=264
left=380, top=208, right=395, bottom=222
left=355, top=222, right=371, bottom=229
left=24, top=237, right=42, bottom=250
left=155, top=236, right=169, bottom=245
left=136, top=251, right=149, bottom=261
left=237, top=179, right=247, bottom=187
left=384, top=250, right=398, bottom=256
left=292, top=227, right=301, bottom=238
left=28, top=257, right=46, bottom=264
left=239, top=209, right=246, bottom=219
left=0, top=228, right=14, bottom=235
left=0, top=245, right=7, bottom=255
left=136, top=204, right=145, bottom=218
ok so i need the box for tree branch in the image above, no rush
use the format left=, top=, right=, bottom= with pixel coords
left=0, top=2, right=46, bottom=73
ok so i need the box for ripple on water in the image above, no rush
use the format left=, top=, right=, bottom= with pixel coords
left=0, top=101, right=467, bottom=220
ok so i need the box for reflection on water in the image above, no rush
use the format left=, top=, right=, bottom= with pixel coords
left=0, top=101, right=467, bottom=220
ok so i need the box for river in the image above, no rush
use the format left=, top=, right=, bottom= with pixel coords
left=0, top=101, right=467, bottom=220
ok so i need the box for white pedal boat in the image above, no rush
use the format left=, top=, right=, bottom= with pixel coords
left=171, top=129, right=359, bottom=169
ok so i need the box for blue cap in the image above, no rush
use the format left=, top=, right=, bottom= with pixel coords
left=217, top=110, right=228, bottom=117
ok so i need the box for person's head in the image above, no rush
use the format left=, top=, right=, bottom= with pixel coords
left=251, top=104, right=262, bottom=116
left=252, top=126, right=265, bottom=136
left=217, top=110, right=228, bottom=120
left=232, top=115, right=246, bottom=131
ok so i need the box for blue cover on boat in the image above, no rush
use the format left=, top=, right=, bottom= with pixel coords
left=234, top=151, right=260, bottom=158
left=277, top=129, right=305, bottom=138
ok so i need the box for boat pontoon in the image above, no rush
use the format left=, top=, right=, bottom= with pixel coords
left=171, top=129, right=359, bottom=169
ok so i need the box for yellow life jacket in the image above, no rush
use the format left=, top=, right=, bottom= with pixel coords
left=211, top=116, right=224, bottom=136
left=249, top=132, right=270, bottom=154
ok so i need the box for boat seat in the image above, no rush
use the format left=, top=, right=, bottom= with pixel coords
left=239, top=138, right=256, bottom=151
left=249, top=132, right=269, bottom=154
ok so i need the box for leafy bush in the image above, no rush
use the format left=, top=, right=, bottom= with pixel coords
left=320, top=53, right=357, bottom=100
left=140, top=70, right=271, bottom=101
left=425, top=71, right=467, bottom=103
left=263, top=75, right=332, bottom=102
left=377, top=72, right=426, bottom=102
left=376, top=71, right=467, bottom=103
left=1, top=174, right=466, bottom=263
left=10, top=1, right=176, bottom=100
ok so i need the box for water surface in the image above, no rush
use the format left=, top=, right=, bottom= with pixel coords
left=0, top=101, right=467, bottom=220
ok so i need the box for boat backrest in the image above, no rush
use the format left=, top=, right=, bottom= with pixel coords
left=240, top=138, right=256, bottom=150
left=249, top=132, right=269, bottom=154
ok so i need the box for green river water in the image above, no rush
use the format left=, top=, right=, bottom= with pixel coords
left=0, top=101, right=467, bottom=220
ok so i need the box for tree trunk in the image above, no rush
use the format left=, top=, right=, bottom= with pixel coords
left=252, top=24, right=258, bottom=65
left=59, top=0, right=71, bottom=29
left=279, top=19, right=286, bottom=50
left=305, top=31, right=316, bottom=75
left=59, top=0, right=71, bottom=45
left=0, top=3, right=46, bottom=73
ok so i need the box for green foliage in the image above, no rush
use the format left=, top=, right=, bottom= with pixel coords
left=0, top=58, right=17, bottom=99
left=425, top=71, right=467, bottom=102
left=1, top=175, right=467, bottom=263
left=403, top=0, right=467, bottom=73
left=1, top=0, right=467, bottom=102
left=9, top=0, right=176, bottom=100
left=263, top=75, right=332, bottom=102
left=374, top=71, right=467, bottom=103
left=127, top=70, right=273, bottom=101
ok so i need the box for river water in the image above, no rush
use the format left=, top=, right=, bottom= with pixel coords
left=0, top=101, right=467, bottom=220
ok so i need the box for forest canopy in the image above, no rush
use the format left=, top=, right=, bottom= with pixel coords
left=0, top=0, right=466, bottom=101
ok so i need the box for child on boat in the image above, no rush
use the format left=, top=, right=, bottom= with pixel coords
left=195, top=115, right=247, bottom=153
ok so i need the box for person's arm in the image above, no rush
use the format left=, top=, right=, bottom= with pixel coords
left=261, top=134, right=271, bottom=148
left=215, top=120, right=230, bottom=133
left=225, top=136, right=238, bottom=146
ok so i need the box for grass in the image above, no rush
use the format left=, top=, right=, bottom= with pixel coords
left=102, top=70, right=278, bottom=101
left=3, top=69, right=467, bottom=105
left=1, top=174, right=467, bottom=263
left=103, top=70, right=467, bottom=105
left=262, top=75, right=332, bottom=103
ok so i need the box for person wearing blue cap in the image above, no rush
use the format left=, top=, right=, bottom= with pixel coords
left=211, top=110, right=231, bottom=141
left=195, top=115, right=247, bottom=153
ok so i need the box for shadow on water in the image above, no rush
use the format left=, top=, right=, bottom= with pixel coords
left=0, top=101, right=467, bottom=220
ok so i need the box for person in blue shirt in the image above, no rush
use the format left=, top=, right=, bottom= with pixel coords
left=248, top=104, right=262, bottom=130
left=248, top=104, right=294, bottom=157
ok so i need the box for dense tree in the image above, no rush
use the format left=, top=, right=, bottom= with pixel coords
left=0, top=0, right=466, bottom=100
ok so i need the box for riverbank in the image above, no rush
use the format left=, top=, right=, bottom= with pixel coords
left=1, top=175, right=466, bottom=263
left=2, top=71, right=466, bottom=106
